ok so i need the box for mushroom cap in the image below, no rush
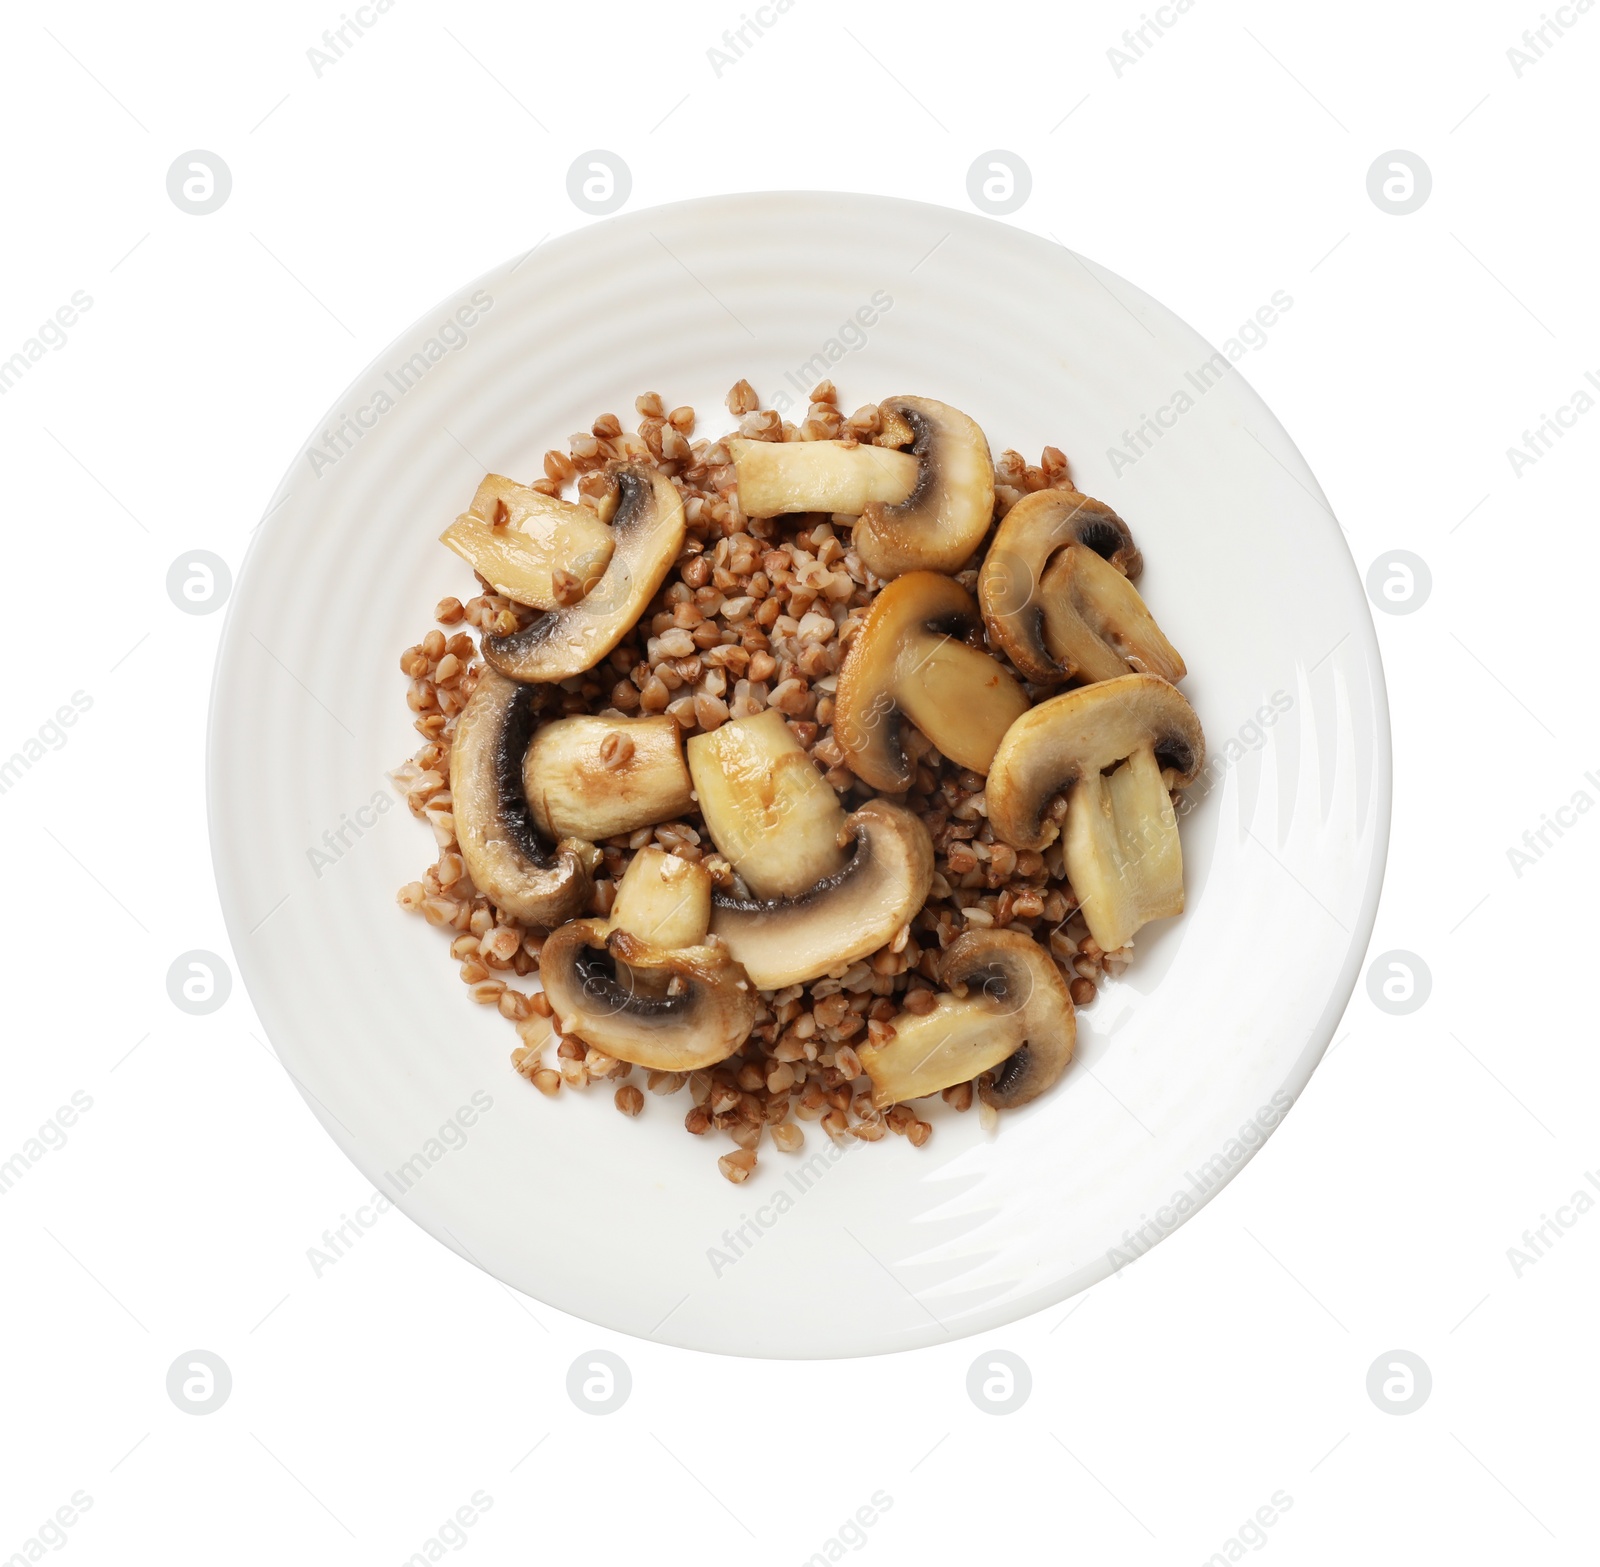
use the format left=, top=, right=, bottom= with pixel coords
left=979, top=487, right=1144, bottom=683
left=708, top=800, right=934, bottom=990
left=854, top=397, right=995, bottom=579
left=450, top=669, right=592, bottom=926
left=986, top=673, right=1204, bottom=852
left=482, top=466, right=684, bottom=682
left=834, top=571, right=1028, bottom=792
left=941, top=929, right=1077, bottom=1110
left=539, top=919, right=758, bottom=1070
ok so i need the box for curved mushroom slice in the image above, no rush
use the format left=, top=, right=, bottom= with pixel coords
left=728, top=437, right=918, bottom=519
left=854, top=397, right=995, bottom=579
left=687, top=709, right=848, bottom=899
left=539, top=918, right=757, bottom=1071
left=483, top=466, right=685, bottom=682
left=451, top=668, right=593, bottom=926
left=525, top=714, right=693, bottom=842
left=708, top=800, right=934, bottom=990
left=859, top=930, right=1075, bottom=1110
left=440, top=475, right=615, bottom=611
left=987, top=674, right=1204, bottom=951
left=834, top=571, right=1028, bottom=791
left=1033, top=544, right=1185, bottom=685
left=979, top=486, right=1144, bottom=683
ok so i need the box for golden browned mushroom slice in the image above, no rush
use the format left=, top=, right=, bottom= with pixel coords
left=440, top=475, right=615, bottom=610
left=539, top=920, right=758, bottom=1071
left=451, top=668, right=594, bottom=926
left=854, top=397, right=995, bottom=579
left=524, top=714, right=693, bottom=842
left=834, top=571, right=1029, bottom=791
left=482, top=465, right=684, bottom=682
left=1030, top=544, right=1185, bottom=685
left=979, top=486, right=1146, bottom=684
left=541, top=847, right=754, bottom=1069
left=859, top=930, right=1076, bottom=1110
left=987, top=674, right=1205, bottom=951
left=728, top=437, right=918, bottom=519
left=708, top=800, right=934, bottom=990
left=686, top=709, right=848, bottom=898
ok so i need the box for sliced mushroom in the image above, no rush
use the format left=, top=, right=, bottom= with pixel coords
left=979, top=486, right=1145, bottom=683
left=539, top=919, right=757, bottom=1071
left=859, top=930, right=1076, bottom=1110
left=440, top=475, right=615, bottom=610
left=1031, top=543, right=1185, bottom=685
left=450, top=668, right=592, bottom=925
left=708, top=800, right=934, bottom=990
left=524, top=714, right=693, bottom=842
left=686, top=709, right=848, bottom=899
left=853, top=397, right=995, bottom=579
left=987, top=674, right=1204, bottom=951
left=834, top=571, right=1028, bottom=791
left=483, top=466, right=684, bottom=682
left=728, top=437, right=918, bottom=518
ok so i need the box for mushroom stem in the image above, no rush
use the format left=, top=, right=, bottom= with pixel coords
left=524, top=714, right=693, bottom=842
left=1035, top=544, right=1185, bottom=686
left=687, top=709, right=848, bottom=899
left=728, top=437, right=918, bottom=518
left=1063, top=744, right=1184, bottom=952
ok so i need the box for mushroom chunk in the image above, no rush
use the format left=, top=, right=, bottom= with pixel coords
left=859, top=930, right=1076, bottom=1110
left=728, top=437, right=918, bottom=519
left=1031, top=543, right=1186, bottom=685
left=854, top=397, right=995, bottom=579
left=482, top=466, right=684, bottom=682
left=708, top=800, right=934, bottom=990
left=687, top=709, right=848, bottom=899
left=834, top=571, right=1029, bottom=792
left=539, top=919, right=757, bottom=1071
left=979, top=486, right=1147, bottom=683
left=987, top=673, right=1205, bottom=951
left=440, top=475, right=614, bottom=611
left=450, top=668, right=592, bottom=926
left=524, top=714, right=693, bottom=842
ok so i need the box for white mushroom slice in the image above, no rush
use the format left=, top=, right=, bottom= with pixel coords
left=1035, top=544, right=1185, bottom=685
left=834, top=571, right=1028, bottom=791
left=1063, top=745, right=1184, bottom=952
left=709, top=800, right=934, bottom=990
left=854, top=396, right=995, bottom=578
left=483, top=466, right=684, bottom=682
left=987, top=674, right=1204, bottom=952
left=687, top=709, right=847, bottom=899
left=728, top=437, right=918, bottom=518
left=440, top=475, right=615, bottom=610
left=450, top=668, right=592, bottom=926
left=859, top=930, right=1076, bottom=1109
left=524, top=715, right=693, bottom=842
left=540, top=918, right=757, bottom=1071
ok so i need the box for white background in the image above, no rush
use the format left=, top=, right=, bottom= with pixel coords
left=2, top=0, right=1595, bottom=1562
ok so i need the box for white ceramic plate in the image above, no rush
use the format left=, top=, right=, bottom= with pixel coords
left=209, top=192, right=1389, bottom=1358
